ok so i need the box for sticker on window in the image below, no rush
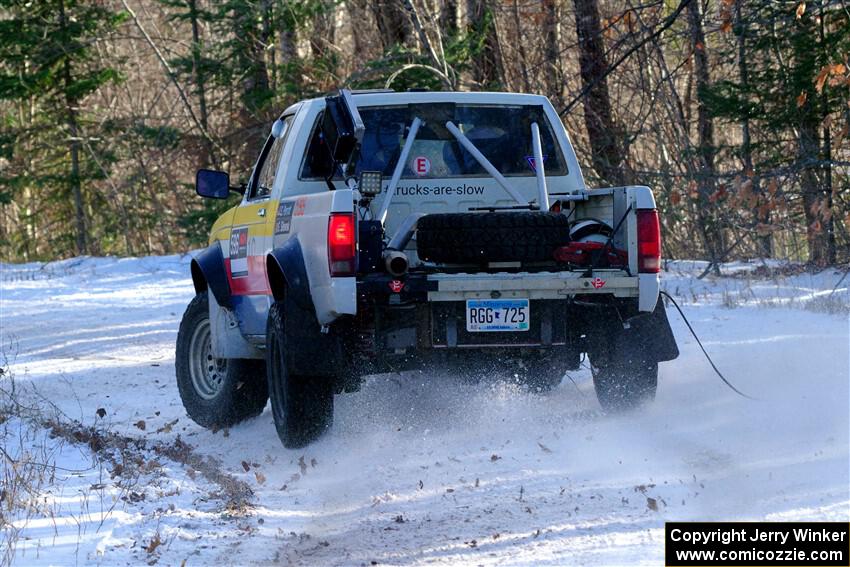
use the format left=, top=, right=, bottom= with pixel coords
left=412, top=156, right=431, bottom=176
left=525, top=155, right=549, bottom=172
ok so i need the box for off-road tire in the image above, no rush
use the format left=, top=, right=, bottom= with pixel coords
left=175, top=293, right=268, bottom=429
left=416, top=212, right=570, bottom=263
left=266, top=301, right=334, bottom=448
left=590, top=336, right=658, bottom=411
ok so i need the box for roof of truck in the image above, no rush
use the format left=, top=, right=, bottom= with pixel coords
left=286, top=91, right=554, bottom=114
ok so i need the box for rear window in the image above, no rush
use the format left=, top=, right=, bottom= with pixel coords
left=300, top=103, right=567, bottom=180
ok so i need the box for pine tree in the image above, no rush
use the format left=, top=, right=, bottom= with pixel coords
left=0, top=0, right=125, bottom=258
left=704, top=0, right=849, bottom=264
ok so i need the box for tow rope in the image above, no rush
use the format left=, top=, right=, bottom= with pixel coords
left=660, top=290, right=757, bottom=401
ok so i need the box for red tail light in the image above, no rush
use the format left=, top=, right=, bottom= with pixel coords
left=637, top=209, right=661, bottom=273
left=328, top=213, right=356, bottom=276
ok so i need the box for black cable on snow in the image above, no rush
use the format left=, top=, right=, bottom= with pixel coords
left=660, top=290, right=757, bottom=401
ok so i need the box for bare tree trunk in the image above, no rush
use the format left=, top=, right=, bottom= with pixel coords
left=347, top=0, right=373, bottom=59
left=572, top=0, right=629, bottom=186
left=59, top=0, right=87, bottom=255
left=311, top=0, right=336, bottom=61
left=798, top=118, right=829, bottom=264
left=466, top=0, right=503, bottom=89
left=279, top=2, right=299, bottom=93
left=229, top=2, right=272, bottom=156
left=440, top=0, right=459, bottom=33
left=543, top=0, right=564, bottom=108
left=372, top=0, right=411, bottom=51
left=734, top=0, right=770, bottom=257
left=817, top=0, right=836, bottom=265
left=188, top=0, right=216, bottom=168
left=794, top=1, right=836, bottom=267
left=686, top=0, right=722, bottom=272
left=511, top=0, right=531, bottom=91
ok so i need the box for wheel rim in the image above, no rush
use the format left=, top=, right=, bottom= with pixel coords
left=188, top=319, right=227, bottom=400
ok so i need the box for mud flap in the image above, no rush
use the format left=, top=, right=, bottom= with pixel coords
left=625, top=297, right=679, bottom=362
left=209, top=291, right=263, bottom=360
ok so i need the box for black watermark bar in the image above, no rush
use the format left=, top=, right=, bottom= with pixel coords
left=665, top=522, right=849, bottom=566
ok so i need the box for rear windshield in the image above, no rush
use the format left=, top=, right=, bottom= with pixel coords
left=300, top=103, right=567, bottom=180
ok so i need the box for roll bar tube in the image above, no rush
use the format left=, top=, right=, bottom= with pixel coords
left=378, top=117, right=423, bottom=225
left=531, top=122, right=549, bottom=210
left=445, top=121, right=526, bottom=205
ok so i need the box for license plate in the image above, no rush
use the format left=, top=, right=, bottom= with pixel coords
left=466, top=299, right=530, bottom=332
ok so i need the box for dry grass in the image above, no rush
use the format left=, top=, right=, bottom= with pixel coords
left=0, top=337, right=253, bottom=566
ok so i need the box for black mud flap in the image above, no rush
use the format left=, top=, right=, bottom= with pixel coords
left=626, top=297, right=679, bottom=362
left=281, top=295, right=348, bottom=377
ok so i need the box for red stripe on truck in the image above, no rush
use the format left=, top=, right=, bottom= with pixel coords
left=224, top=256, right=272, bottom=296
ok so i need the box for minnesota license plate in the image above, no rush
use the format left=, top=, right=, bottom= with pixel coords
left=466, top=299, right=530, bottom=332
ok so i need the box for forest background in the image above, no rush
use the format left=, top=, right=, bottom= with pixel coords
left=0, top=0, right=848, bottom=270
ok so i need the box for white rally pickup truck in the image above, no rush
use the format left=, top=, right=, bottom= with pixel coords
left=176, top=89, right=679, bottom=448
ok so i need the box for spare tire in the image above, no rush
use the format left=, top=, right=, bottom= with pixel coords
left=416, top=212, right=570, bottom=264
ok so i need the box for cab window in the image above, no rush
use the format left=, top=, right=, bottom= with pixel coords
left=299, top=103, right=566, bottom=181
left=249, top=116, right=293, bottom=200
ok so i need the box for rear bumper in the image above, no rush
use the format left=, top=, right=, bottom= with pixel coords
left=426, top=269, right=640, bottom=301
left=344, top=270, right=672, bottom=375
left=353, top=270, right=644, bottom=354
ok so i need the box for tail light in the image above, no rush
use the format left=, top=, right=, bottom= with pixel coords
left=637, top=209, right=661, bottom=273
left=328, top=213, right=356, bottom=276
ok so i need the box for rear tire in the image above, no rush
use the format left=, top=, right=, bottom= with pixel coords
left=590, top=340, right=658, bottom=412
left=266, top=301, right=334, bottom=448
left=175, top=293, right=268, bottom=429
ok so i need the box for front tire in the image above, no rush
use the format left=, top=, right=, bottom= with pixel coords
left=266, top=301, right=334, bottom=448
left=175, top=293, right=268, bottom=429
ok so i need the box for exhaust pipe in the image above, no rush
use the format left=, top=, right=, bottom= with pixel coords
left=384, top=250, right=409, bottom=276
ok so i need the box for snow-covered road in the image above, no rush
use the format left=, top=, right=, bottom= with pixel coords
left=2, top=256, right=848, bottom=566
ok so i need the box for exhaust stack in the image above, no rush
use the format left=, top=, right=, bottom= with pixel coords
left=383, top=250, right=409, bottom=276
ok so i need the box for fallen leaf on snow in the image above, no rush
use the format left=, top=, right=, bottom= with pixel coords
left=145, top=533, right=162, bottom=554
left=134, top=420, right=146, bottom=431
left=156, top=419, right=178, bottom=434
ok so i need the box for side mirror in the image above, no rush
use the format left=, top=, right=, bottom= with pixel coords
left=196, top=169, right=241, bottom=199
left=322, top=89, right=365, bottom=176
left=271, top=117, right=287, bottom=138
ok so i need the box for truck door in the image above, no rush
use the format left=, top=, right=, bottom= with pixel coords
left=227, top=116, right=293, bottom=336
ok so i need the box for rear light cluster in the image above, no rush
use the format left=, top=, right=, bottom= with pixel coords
left=637, top=209, right=661, bottom=273
left=328, top=213, right=356, bottom=276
